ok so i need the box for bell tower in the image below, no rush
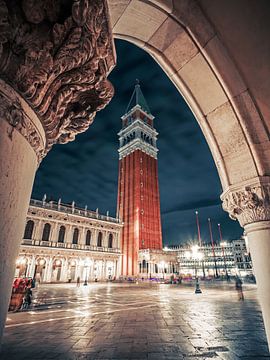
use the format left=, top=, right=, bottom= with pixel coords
left=117, top=81, right=163, bottom=276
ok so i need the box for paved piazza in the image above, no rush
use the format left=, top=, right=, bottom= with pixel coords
left=1, top=282, right=269, bottom=360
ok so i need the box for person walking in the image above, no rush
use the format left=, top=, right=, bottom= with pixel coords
left=22, top=285, right=32, bottom=310
left=76, top=276, right=80, bottom=287
left=235, top=276, right=244, bottom=300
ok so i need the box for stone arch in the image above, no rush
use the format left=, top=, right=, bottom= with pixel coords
left=24, top=220, right=34, bottom=239
left=109, top=0, right=270, bottom=191
left=58, top=225, right=66, bottom=243
left=108, top=0, right=270, bottom=346
left=72, top=228, right=79, bottom=245
left=42, top=223, right=51, bottom=241
left=108, top=233, right=113, bottom=248
left=85, top=230, right=91, bottom=246
left=97, top=232, right=103, bottom=247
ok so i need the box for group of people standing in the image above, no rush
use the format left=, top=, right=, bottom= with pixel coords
left=9, top=277, right=35, bottom=311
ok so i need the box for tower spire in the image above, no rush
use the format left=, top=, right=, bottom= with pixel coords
left=135, top=79, right=140, bottom=105
left=125, top=80, right=151, bottom=114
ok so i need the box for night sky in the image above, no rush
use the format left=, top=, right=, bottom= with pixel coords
left=32, top=40, right=243, bottom=246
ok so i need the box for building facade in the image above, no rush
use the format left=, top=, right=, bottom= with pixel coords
left=138, top=249, right=179, bottom=279
left=138, top=238, right=253, bottom=279
left=176, top=239, right=252, bottom=278
left=117, top=82, right=163, bottom=276
left=16, top=199, right=123, bottom=283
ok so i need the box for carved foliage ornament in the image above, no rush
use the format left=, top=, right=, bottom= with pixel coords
left=0, top=93, right=44, bottom=161
left=222, top=185, right=270, bottom=227
left=0, top=0, right=115, bottom=154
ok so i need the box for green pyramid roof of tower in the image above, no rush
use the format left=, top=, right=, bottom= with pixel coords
left=125, top=80, right=151, bottom=115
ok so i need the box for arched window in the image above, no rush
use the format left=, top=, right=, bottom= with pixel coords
left=108, top=233, right=113, bottom=248
left=24, top=220, right=34, bottom=239
left=72, top=228, right=79, bottom=244
left=58, top=226, right=65, bottom=243
left=42, top=223, right=51, bottom=241
left=97, top=232, right=102, bottom=247
left=142, top=259, right=146, bottom=271
left=85, top=230, right=91, bottom=246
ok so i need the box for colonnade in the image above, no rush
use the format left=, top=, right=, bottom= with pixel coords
left=139, top=261, right=178, bottom=278
left=15, top=254, right=120, bottom=282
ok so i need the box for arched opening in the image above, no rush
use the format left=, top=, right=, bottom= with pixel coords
left=34, top=258, right=46, bottom=283
left=42, top=223, right=51, bottom=241
left=72, top=228, right=79, bottom=245
left=108, top=233, right=113, bottom=248
left=58, top=226, right=65, bottom=243
left=85, top=230, right=91, bottom=246
left=52, top=259, right=62, bottom=282
left=23, top=220, right=34, bottom=239
left=97, top=232, right=102, bottom=247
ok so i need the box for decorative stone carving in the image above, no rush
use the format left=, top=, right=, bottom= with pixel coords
left=221, top=183, right=270, bottom=227
left=0, top=0, right=115, bottom=155
left=0, top=92, right=45, bottom=161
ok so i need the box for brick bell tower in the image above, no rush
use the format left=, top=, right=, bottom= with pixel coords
left=117, top=81, right=163, bottom=276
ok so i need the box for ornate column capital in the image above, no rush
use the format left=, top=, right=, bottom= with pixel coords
left=0, top=80, right=46, bottom=162
left=0, top=0, right=115, bottom=158
left=221, top=177, right=270, bottom=227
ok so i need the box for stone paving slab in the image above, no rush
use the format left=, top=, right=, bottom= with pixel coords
left=1, top=282, right=269, bottom=359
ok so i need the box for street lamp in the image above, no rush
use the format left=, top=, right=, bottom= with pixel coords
left=191, top=245, right=204, bottom=293
left=195, top=211, right=205, bottom=278
left=83, top=258, right=92, bottom=286
left=218, top=223, right=229, bottom=280
left=208, top=218, right=218, bottom=278
left=220, top=241, right=229, bottom=280
left=159, top=261, right=165, bottom=280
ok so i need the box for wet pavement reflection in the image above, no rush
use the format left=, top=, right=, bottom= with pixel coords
left=1, top=282, right=269, bottom=359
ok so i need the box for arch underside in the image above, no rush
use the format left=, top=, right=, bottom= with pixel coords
left=108, top=0, right=270, bottom=194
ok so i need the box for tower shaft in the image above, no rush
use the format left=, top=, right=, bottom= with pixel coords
left=117, top=83, right=162, bottom=276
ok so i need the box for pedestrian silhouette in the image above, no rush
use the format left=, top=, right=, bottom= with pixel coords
left=235, top=276, right=244, bottom=300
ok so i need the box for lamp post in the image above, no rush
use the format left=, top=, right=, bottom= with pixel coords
left=208, top=218, right=218, bottom=278
left=220, top=241, right=229, bottom=280
left=159, top=261, right=165, bottom=280
left=195, top=211, right=205, bottom=278
left=83, top=258, right=92, bottom=286
left=185, top=246, right=204, bottom=294
left=148, top=261, right=152, bottom=280
left=218, top=223, right=229, bottom=280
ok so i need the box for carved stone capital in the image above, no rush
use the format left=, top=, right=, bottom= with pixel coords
left=0, top=0, right=115, bottom=157
left=221, top=178, right=270, bottom=227
left=0, top=80, right=46, bottom=163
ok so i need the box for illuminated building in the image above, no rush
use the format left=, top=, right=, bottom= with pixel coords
left=15, top=198, right=122, bottom=282
left=117, top=82, right=163, bottom=276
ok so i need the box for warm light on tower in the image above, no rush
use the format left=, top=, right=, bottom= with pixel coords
left=117, top=81, right=163, bottom=276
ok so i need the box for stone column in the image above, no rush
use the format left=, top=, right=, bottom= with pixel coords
left=104, top=260, right=108, bottom=280
left=81, top=227, right=86, bottom=247
left=33, top=219, right=42, bottom=242
left=0, top=0, right=115, bottom=346
left=66, top=225, right=73, bottom=246
left=0, top=82, right=45, bottom=343
left=50, top=223, right=59, bottom=244
left=26, top=255, right=36, bottom=278
left=44, top=257, right=54, bottom=283
left=60, top=258, right=69, bottom=282
left=93, top=229, right=98, bottom=247
left=75, top=260, right=82, bottom=281
left=222, top=178, right=270, bottom=348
